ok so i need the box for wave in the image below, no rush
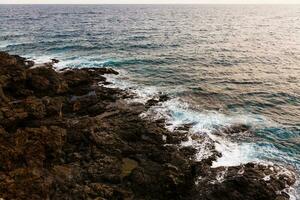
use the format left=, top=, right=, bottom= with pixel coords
left=129, top=44, right=164, bottom=49
left=22, top=55, right=120, bottom=70
left=46, top=44, right=104, bottom=52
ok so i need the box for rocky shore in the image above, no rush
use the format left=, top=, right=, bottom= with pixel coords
left=0, top=52, right=297, bottom=200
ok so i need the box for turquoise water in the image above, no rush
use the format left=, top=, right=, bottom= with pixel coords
left=0, top=5, right=299, bottom=179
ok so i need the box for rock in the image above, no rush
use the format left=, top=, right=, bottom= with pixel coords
left=23, top=96, right=46, bottom=119
left=89, top=183, right=114, bottom=198
left=52, top=165, right=73, bottom=182
left=213, top=123, right=252, bottom=136
left=42, top=96, right=65, bottom=117
left=121, top=158, right=138, bottom=178
left=0, top=85, right=9, bottom=103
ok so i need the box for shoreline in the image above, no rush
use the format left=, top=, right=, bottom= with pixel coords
left=0, top=51, right=297, bottom=199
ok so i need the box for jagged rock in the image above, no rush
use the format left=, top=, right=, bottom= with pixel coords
left=27, top=66, right=69, bottom=96
left=121, top=158, right=138, bottom=178
left=145, top=93, right=170, bottom=108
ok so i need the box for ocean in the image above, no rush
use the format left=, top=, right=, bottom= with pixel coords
left=0, top=4, right=299, bottom=194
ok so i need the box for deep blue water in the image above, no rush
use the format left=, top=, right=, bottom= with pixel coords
left=0, top=4, right=299, bottom=190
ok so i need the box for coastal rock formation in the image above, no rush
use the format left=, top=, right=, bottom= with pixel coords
left=0, top=52, right=296, bottom=200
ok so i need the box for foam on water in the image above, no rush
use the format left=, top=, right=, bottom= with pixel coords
left=143, top=98, right=272, bottom=164
left=144, top=97, right=274, bottom=131
left=211, top=140, right=259, bottom=167
left=14, top=53, right=300, bottom=178
left=103, top=72, right=294, bottom=170
left=29, top=55, right=55, bottom=64
left=103, top=70, right=159, bottom=104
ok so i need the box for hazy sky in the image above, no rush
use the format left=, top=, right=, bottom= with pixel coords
left=1, top=0, right=299, bottom=4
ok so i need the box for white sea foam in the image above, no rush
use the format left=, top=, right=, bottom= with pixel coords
left=30, top=55, right=54, bottom=64
left=23, top=54, right=58, bottom=67
left=25, top=55, right=120, bottom=71
left=0, top=41, right=25, bottom=49
left=144, top=97, right=273, bottom=132
left=103, top=71, right=159, bottom=104
left=181, top=134, right=215, bottom=160
left=211, top=140, right=259, bottom=167
left=26, top=57, right=299, bottom=197
left=29, top=56, right=298, bottom=195
left=117, top=82, right=272, bottom=167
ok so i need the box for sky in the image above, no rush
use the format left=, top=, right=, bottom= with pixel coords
left=1, top=0, right=299, bottom=4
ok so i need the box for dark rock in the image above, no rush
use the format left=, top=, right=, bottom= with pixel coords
left=51, top=58, right=59, bottom=64
left=145, top=93, right=170, bottom=108
left=27, top=66, right=69, bottom=96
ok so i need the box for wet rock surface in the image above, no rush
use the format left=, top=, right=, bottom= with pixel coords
left=0, top=52, right=296, bottom=200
